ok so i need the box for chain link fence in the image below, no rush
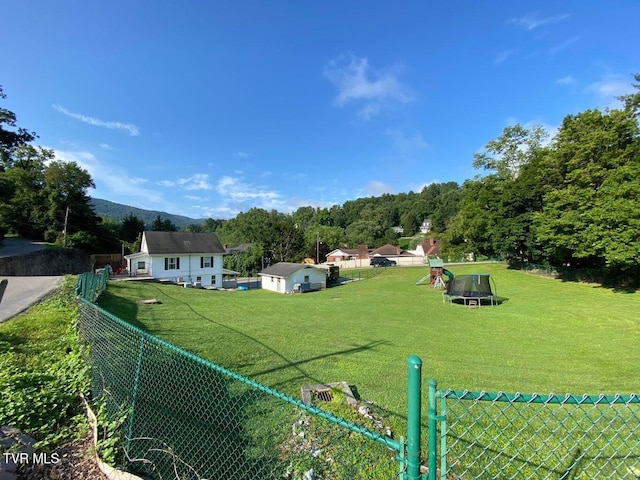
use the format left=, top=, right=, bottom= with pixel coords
left=429, top=386, right=640, bottom=479
left=522, top=264, right=560, bottom=277
left=76, top=271, right=639, bottom=479
left=76, top=290, right=406, bottom=479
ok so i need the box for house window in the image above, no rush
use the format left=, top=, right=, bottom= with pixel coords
left=304, top=275, right=310, bottom=283
left=137, top=261, right=145, bottom=269
left=196, top=276, right=202, bottom=283
left=201, top=256, right=214, bottom=268
left=211, top=275, right=216, bottom=285
left=164, top=257, right=180, bottom=270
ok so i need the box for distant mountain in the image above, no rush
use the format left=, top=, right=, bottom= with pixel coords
left=90, top=198, right=204, bottom=230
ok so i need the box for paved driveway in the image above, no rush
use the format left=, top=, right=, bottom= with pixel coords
left=0, top=238, right=64, bottom=322
left=0, top=276, right=64, bottom=322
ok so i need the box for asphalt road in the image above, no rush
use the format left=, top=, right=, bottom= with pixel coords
left=0, top=276, right=64, bottom=322
left=0, top=238, right=64, bottom=322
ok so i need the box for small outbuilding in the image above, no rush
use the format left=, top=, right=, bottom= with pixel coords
left=258, top=262, right=327, bottom=294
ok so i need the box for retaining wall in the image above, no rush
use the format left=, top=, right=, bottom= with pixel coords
left=0, top=249, right=90, bottom=275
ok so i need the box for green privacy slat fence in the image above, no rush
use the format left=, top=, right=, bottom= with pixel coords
left=75, top=268, right=109, bottom=302
left=75, top=273, right=409, bottom=480
left=430, top=385, right=640, bottom=479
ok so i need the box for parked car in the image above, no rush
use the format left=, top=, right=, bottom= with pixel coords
left=370, top=257, right=397, bottom=267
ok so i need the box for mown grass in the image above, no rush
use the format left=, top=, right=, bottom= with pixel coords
left=97, top=263, right=640, bottom=429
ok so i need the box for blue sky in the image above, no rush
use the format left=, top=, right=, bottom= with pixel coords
left=2, top=1, right=638, bottom=220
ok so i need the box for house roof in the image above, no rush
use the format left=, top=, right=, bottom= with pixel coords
left=258, top=262, right=323, bottom=278
left=422, top=239, right=442, bottom=257
left=370, top=244, right=411, bottom=257
left=143, top=231, right=226, bottom=254
left=326, top=248, right=361, bottom=257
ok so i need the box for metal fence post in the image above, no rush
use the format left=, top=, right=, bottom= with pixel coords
left=428, top=379, right=437, bottom=480
left=407, top=355, right=422, bottom=480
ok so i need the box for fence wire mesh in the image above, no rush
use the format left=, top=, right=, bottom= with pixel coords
left=77, top=298, right=402, bottom=480
left=437, top=389, right=640, bottom=479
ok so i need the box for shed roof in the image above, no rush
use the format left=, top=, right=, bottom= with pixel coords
left=143, top=231, right=226, bottom=254
left=258, top=262, right=323, bottom=278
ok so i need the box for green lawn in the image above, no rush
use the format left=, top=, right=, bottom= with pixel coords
left=97, top=263, right=640, bottom=427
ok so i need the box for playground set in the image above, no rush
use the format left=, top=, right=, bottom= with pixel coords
left=416, top=258, right=454, bottom=288
left=417, top=259, right=498, bottom=307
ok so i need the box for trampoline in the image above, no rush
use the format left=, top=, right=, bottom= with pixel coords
left=443, top=274, right=497, bottom=307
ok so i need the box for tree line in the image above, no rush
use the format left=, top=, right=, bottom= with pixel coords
left=2, top=75, right=638, bottom=284
left=444, top=74, right=640, bottom=284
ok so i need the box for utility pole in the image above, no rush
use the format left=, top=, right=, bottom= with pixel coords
left=62, top=206, right=70, bottom=246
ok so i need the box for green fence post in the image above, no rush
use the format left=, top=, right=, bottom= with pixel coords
left=428, top=379, right=437, bottom=480
left=407, top=355, right=422, bottom=480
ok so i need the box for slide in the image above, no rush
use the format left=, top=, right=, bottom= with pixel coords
left=416, top=274, right=431, bottom=285
left=443, top=268, right=455, bottom=281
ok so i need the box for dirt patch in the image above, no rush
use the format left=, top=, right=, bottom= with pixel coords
left=17, top=434, right=105, bottom=480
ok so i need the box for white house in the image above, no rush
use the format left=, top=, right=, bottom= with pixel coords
left=125, top=231, right=226, bottom=288
left=258, top=262, right=326, bottom=294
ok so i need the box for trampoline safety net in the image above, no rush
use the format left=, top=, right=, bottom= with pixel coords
left=444, top=274, right=497, bottom=306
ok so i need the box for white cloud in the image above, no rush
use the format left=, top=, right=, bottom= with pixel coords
left=216, top=175, right=279, bottom=201
left=548, top=36, right=580, bottom=55
left=157, top=174, right=212, bottom=191
left=365, top=181, right=395, bottom=196
left=189, top=175, right=294, bottom=218
left=282, top=172, right=308, bottom=182
left=98, top=143, right=117, bottom=150
left=409, top=180, right=439, bottom=193
left=386, top=129, right=429, bottom=154
left=53, top=105, right=140, bottom=136
left=232, top=151, right=250, bottom=158
left=177, top=174, right=212, bottom=191
left=53, top=149, right=168, bottom=207
left=556, top=75, right=576, bottom=85
left=494, top=49, right=516, bottom=65
left=323, top=52, right=412, bottom=119
left=507, top=13, right=570, bottom=31
left=584, top=77, right=633, bottom=99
